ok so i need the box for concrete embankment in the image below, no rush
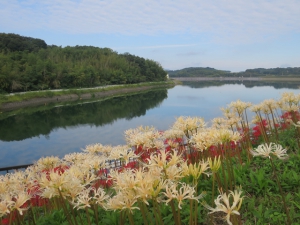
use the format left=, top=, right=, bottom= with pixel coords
left=0, top=85, right=171, bottom=111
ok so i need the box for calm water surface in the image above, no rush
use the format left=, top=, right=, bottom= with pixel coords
left=1, top=81, right=300, bottom=167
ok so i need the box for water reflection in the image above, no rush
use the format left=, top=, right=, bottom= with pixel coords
left=182, top=80, right=300, bottom=89
left=0, top=89, right=168, bottom=141
left=1, top=81, right=300, bottom=168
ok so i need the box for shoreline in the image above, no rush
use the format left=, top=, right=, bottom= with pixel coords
left=0, top=84, right=174, bottom=111
left=172, top=77, right=262, bottom=81
left=171, top=77, right=300, bottom=81
left=1, top=77, right=299, bottom=111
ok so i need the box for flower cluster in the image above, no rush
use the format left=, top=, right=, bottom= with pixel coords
left=1, top=92, right=299, bottom=225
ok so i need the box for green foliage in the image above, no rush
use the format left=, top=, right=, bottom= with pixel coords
left=0, top=33, right=167, bottom=93
left=278, top=126, right=299, bottom=152
left=236, top=151, right=300, bottom=224
left=34, top=209, right=68, bottom=225
left=100, top=210, right=119, bottom=225
left=248, top=168, right=275, bottom=194
left=245, top=67, right=300, bottom=76
left=0, top=33, right=47, bottom=53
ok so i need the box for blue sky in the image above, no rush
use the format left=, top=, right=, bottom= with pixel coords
left=0, top=0, right=299, bottom=72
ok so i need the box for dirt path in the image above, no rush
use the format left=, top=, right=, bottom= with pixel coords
left=0, top=85, right=166, bottom=111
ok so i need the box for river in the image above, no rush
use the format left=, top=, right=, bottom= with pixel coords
left=0, top=80, right=300, bottom=168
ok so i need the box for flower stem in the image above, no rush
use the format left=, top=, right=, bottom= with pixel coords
left=269, top=158, right=292, bottom=225
left=127, top=210, right=135, bottom=225
left=153, top=200, right=164, bottom=225
left=138, top=201, right=148, bottom=225
left=93, top=204, right=99, bottom=225
left=29, top=206, right=36, bottom=225
left=84, top=207, right=91, bottom=225
left=189, top=199, right=193, bottom=225
left=57, top=189, right=74, bottom=225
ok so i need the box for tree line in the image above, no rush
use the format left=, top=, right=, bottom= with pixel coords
left=182, top=80, right=300, bottom=89
left=0, top=33, right=167, bottom=93
left=167, top=67, right=300, bottom=77
left=167, top=67, right=230, bottom=77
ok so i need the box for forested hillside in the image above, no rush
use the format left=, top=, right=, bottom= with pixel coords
left=0, top=33, right=167, bottom=93
left=243, top=67, right=300, bottom=76
left=166, top=67, right=230, bottom=77
left=167, top=67, right=300, bottom=77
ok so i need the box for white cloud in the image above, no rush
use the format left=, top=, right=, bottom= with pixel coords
left=177, top=51, right=202, bottom=56
left=117, top=44, right=198, bottom=49
left=0, top=0, right=299, bottom=44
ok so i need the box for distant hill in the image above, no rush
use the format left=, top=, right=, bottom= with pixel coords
left=167, top=67, right=300, bottom=77
left=0, top=33, right=167, bottom=93
left=166, top=67, right=230, bottom=77
left=243, top=67, right=300, bottom=76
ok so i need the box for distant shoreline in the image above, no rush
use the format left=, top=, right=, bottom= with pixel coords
left=172, top=77, right=262, bottom=81
left=171, top=77, right=300, bottom=81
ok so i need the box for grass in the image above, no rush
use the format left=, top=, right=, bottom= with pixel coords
left=0, top=87, right=170, bottom=121
left=0, top=81, right=175, bottom=107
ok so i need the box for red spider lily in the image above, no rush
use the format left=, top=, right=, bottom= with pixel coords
left=41, top=165, right=69, bottom=180
left=97, top=168, right=109, bottom=177
left=123, top=161, right=139, bottom=170
left=251, top=119, right=268, bottom=144
left=165, top=145, right=172, bottom=152
left=134, top=145, right=153, bottom=163
left=184, top=151, right=198, bottom=164
left=53, top=165, right=69, bottom=175
left=27, top=181, right=40, bottom=196
left=134, top=145, right=143, bottom=154
left=1, top=217, right=10, bottom=225
left=238, top=127, right=249, bottom=141
left=30, top=195, right=49, bottom=207
left=26, top=181, right=49, bottom=207
left=279, top=111, right=299, bottom=130
left=207, top=141, right=240, bottom=158
left=116, top=161, right=139, bottom=173
left=281, top=111, right=300, bottom=121
left=95, top=167, right=114, bottom=189
left=227, top=141, right=242, bottom=157
left=280, top=121, right=290, bottom=130
left=93, top=177, right=113, bottom=189
left=163, top=137, right=184, bottom=145
left=1, top=210, right=17, bottom=225
left=208, top=145, right=220, bottom=157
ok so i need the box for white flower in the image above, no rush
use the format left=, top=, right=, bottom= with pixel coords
left=203, top=187, right=244, bottom=225
left=250, top=143, right=288, bottom=160
left=272, top=144, right=289, bottom=160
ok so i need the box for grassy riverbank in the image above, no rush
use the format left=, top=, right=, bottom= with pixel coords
left=0, top=81, right=176, bottom=110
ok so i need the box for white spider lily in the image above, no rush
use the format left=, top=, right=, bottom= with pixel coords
left=203, top=187, right=244, bottom=225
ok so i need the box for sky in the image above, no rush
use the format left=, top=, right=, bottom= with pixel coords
left=0, top=0, right=299, bottom=72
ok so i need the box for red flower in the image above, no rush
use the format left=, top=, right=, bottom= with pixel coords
left=93, top=177, right=113, bottom=189
left=30, top=195, right=49, bottom=207
left=123, top=161, right=138, bottom=170
left=1, top=218, right=10, bottom=225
